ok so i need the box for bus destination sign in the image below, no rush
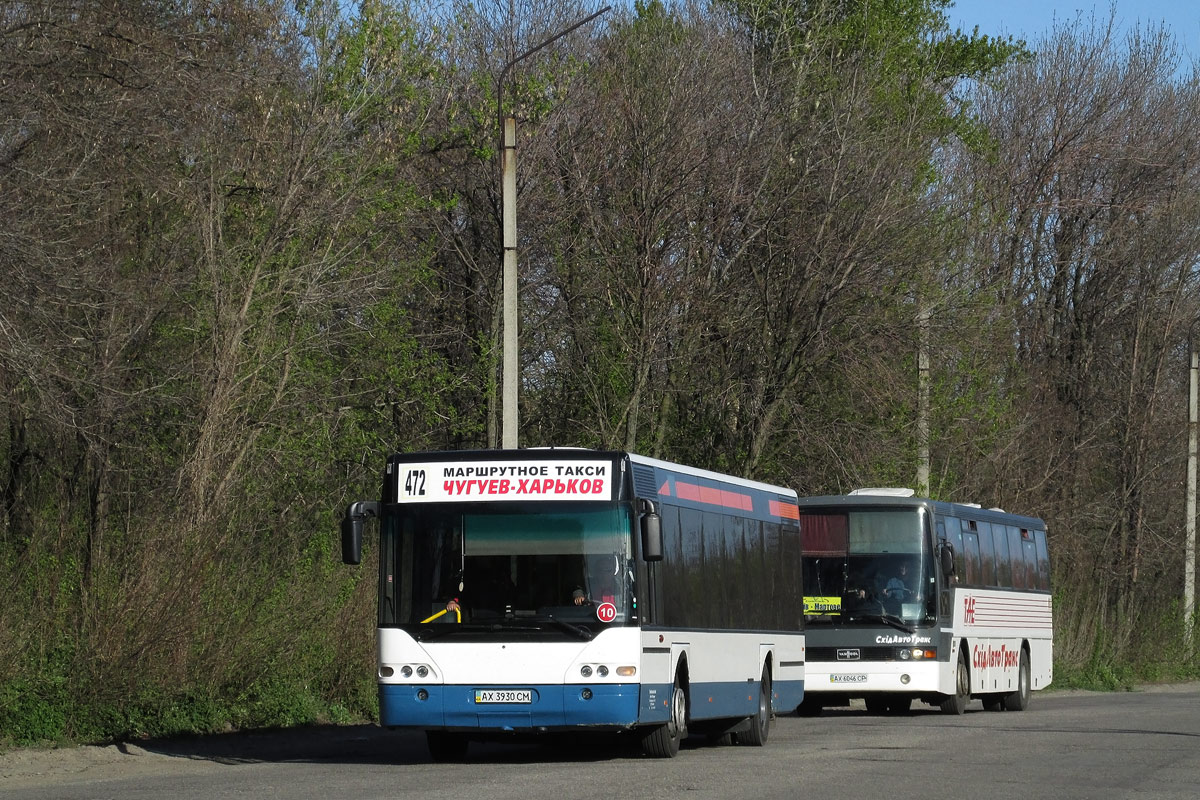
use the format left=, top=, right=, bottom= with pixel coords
left=395, top=459, right=614, bottom=503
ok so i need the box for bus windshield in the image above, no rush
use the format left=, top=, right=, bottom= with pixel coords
left=800, top=508, right=936, bottom=627
left=382, top=502, right=635, bottom=631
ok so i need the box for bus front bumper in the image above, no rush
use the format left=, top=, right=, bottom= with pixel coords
left=379, top=683, right=641, bottom=730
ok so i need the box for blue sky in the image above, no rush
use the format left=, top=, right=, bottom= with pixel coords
left=945, top=1, right=1199, bottom=61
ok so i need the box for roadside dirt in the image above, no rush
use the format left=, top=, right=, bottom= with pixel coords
left=0, top=723, right=404, bottom=790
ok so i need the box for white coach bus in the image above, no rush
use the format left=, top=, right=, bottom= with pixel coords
left=341, top=449, right=805, bottom=759
left=797, top=489, right=1051, bottom=715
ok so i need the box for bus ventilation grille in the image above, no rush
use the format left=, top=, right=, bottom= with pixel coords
left=632, top=465, right=659, bottom=498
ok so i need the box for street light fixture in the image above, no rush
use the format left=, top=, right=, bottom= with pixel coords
left=497, top=5, right=611, bottom=450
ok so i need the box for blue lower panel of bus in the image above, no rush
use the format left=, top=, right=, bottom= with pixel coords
left=379, top=683, right=641, bottom=730
left=638, top=679, right=806, bottom=723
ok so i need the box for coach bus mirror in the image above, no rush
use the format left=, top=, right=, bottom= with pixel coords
left=640, top=501, right=663, bottom=562
left=341, top=501, right=379, bottom=566
left=939, top=543, right=956, bottom=577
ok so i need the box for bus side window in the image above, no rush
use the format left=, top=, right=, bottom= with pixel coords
left=976, top=521, right=996, bottom=587
left=1010, top=528, right=1026, bottom=588
left=963, top=521, right=980, bottom=585
left=993, top=523, right=1012, bottom=587
left=1021, top=531, right=1038, bottom=590
left=1034, top=530, right=1051, bottom=590
left=944, top=517, right=965, bottom=582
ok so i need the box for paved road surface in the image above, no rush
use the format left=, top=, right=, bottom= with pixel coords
left=4, top=684, right=1198, bottom=800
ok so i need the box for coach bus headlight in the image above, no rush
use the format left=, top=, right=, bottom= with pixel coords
left=581, top=665, right=593, bottom=677
left=400, top=665, right=413, bottom=678
left=597, top=665, right=609, bottom=677
left=581, top=688, right=593, bottom=700
left=898, top=648, right=912, bottom=660
left=416, top=665, right=429, bottom=678
left=616, top=666, right=636, bottom=677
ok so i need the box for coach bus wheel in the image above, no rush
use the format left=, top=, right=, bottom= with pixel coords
left=426, top=731, right=469, bottom=762
left=939, top=652, right=970, bottom=715
left=642, top=679, right=688, bottom=758
left=737, top=669, right=772, bottom=747
left=1003, top=649, right=1031, bottom=711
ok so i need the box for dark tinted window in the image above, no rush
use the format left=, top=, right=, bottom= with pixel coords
left=976, top=521, right=997, bottom=586
left=993, top=524, right=1012, bottom=587
left=1034, top=530, right=1052, bottom=590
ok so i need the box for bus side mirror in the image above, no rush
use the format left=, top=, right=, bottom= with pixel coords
left=940, top=543, right=956, bottom=577
left=341, top=501, right=379, bottom=565
left=640, top=500, right=662, bottom=562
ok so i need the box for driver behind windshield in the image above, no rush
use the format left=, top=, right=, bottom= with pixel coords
left=884, top=562, right=912, bottom=600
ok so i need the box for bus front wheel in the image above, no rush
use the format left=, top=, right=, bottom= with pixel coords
left=642, top=678, right=688, bottom=758
left=939, top=652, right=970, bottom=715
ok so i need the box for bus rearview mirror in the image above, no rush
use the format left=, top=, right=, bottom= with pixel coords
left=940, top=543, right=956, bottom=577
left=342, top=516, right=363, bottom=565
left=641, top=510, right=662, bottom=562
left=341, top=500, right=379, bottom=565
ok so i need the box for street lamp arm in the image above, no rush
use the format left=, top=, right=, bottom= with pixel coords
left=496, top=6, right=612, bottom=129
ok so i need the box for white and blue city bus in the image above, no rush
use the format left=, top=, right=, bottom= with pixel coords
left=341, top=449, right=805, bottom=760
left=797, top=489, right=1052, bottom=715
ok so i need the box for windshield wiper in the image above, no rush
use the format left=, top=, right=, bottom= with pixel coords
left=416, top=623, right=541, bottom=641
left=848, top=613, right=916, bottom=634
left=538, top=615, right=594, bottom=641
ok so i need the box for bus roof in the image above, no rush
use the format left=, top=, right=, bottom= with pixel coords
left=795, top=493, right=1046, bottom=529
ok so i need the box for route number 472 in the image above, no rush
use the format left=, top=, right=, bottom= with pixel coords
left=403, top=469, right=427, bottom=497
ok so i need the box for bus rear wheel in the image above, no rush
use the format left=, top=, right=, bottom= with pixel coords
left=736, top=669, right=772, bottom=746
left=1004, top=649, right=1031, bottom=711
left=642, top=678, right=687, bottom=758
left=939, top=652, right=970, bottom=715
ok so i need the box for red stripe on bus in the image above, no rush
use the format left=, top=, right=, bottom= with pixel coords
left=673, top=480, right=753, bottom=512
left=770, top=500, right=800, bottom=520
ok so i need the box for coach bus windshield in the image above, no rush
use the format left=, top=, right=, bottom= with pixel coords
left=800, top=508, right=937, bottom=627
left=380, top=502, right=635, bottom=634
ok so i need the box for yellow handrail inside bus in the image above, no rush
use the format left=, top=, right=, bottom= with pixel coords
left=420, top=606, right=462, bottom=624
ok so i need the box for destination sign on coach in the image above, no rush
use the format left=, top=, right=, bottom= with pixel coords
left=395, top=459, right=615, bottom=503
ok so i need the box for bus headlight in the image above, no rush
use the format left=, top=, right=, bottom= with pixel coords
left=597, top=665, right=609, bottom=677
left=401, top=666, right=413, bottom=678
left=898, top=648, right=912, bottom=660
left=581, top=665, right=593, bottom=677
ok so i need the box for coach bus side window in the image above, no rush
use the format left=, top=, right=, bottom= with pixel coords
left=944, top=517, right=965, bottom=581
left=963, top=522, right=980, bottom=585
left=976, top=521, right=997, bottom=587
left=1021, top=531, right=1038, bottom=590
left=1034, top=530, right=1051, bottom=590
left=993, top=522, right=1012, bottom=587
left=1007, top=526, right=1026, bottom=589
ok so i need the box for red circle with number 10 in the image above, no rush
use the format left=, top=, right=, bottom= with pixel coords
left=596, top=602, right=617, bottom=623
